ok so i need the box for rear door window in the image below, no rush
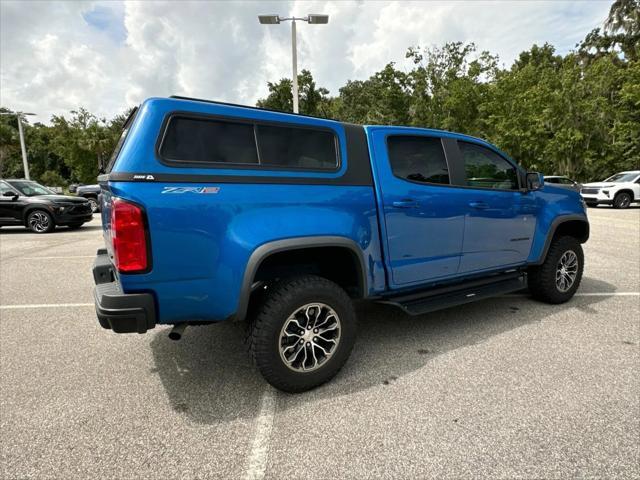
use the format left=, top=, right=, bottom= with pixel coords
left=459, top=142, right=518, bottom=190
left=386, top=136, right=450, bottom=185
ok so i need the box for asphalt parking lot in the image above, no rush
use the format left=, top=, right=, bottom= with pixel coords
left=1, top=207, right=639, bottom=479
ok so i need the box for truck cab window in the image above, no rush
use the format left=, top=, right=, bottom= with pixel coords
left=387, top=136, right=449, bottom=185
left=459, top=142, right=518, bottom=190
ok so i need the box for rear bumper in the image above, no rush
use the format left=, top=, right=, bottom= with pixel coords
left=93, top=248, right=156, bottom=334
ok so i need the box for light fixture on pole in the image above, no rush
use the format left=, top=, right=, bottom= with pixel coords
left=258, top=13, right=329, bottom=114
left=0, top=111, right=36, bottom=179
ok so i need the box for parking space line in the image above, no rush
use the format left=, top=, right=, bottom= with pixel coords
left=506, top=292, right=640, bottom=297
left=21, top=255, right=95, bottom=260
left=244, top=387, right=277, bottom=480
left=574, top=292, right=640, bottom=296
left=0, top=303, right=93, bottom=310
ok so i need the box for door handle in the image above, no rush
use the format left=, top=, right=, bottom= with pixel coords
left=392, top=199, right=419, bottom=209
left=469, top=201, right=489, bottom=210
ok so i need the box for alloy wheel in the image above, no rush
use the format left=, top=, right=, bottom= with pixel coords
left=278, top=303, right=341, bottom=372
left=28, top=212, right=51, bottom=233
left=556, top=250, right=578, bottom=292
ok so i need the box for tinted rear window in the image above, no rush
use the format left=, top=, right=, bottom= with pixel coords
left=257, top=125, right=337, bottom=170
left=106, top=106, right=138, bottom=173
left=159, top=115, right=339, bottom=170
left=161, top=117, right=258, bottom=164
left=387, top=136, right=450, bottom=185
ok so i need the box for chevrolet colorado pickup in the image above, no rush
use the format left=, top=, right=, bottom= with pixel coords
left=93, top=96, right=589, bottom=392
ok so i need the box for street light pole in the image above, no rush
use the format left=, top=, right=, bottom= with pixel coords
left=16, top=115, right=30, bottom=179
left=291, top=19, right=299, bottom=113
left=0, top=111, right=35, bottom=179
left=258, top=14, right=329, bottom=115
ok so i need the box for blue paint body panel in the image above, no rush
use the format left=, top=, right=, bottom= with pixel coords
left=102, top=97, right=588, bottom=325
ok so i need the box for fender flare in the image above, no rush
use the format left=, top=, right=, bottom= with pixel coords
left=532, top=214, right=589, bottom=265
left=235, top=236, right=368, bottom=321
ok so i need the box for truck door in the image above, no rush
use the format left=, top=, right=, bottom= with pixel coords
left=453, top=140, right=537, bottom=273
left=369, top=129, right=465, bottom=287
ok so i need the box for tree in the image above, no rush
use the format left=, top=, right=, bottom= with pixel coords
left=256, top=69, right=332, bottom=117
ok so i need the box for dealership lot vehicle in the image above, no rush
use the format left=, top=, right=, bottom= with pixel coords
left=543, top=175, right=581, bottom=192
left=75, top=184, right=101, bottom=212
left=1, top=208, right=638, bottom=479
left=0, top=179, right=93, bottom=233
left=581, top=170, right=640, bottom=209
left=94, top=96, right=588, bottom=392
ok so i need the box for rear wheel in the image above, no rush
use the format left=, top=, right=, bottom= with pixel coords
left=26, top=210, right=55, bottom=234
left=528, top=236, right=583, bottom=304
left=247, top=275, right=357, bottom=393
left=613, top=192, right=632, bottom=209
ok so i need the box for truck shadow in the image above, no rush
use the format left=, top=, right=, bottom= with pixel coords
left=150, top=276, right=616, bottom=424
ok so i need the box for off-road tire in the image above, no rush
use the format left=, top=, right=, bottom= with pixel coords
left=613, top=192, right=632, bottom=209
left=247, top=275, right=357, bottom=393
left=528, top=236, right=584, bottom=304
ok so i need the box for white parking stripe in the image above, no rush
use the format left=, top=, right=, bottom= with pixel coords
left=22, top=255, right=95, bottom=260
left=244, top=387, right=277, bottom=480
left=574, top=292, right=640, bottom=296
left=506, top=292, right=640, bottom=297
left=0, top=303, right=93, bottom=310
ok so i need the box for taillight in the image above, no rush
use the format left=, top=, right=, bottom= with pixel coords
left=111, top=198, right=149, bottom=273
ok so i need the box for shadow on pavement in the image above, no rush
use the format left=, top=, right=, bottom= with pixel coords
left=150, top=276, right=616, bottom=424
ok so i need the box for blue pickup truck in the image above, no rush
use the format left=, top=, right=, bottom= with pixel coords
left=94, top=96, right=589, bottom=392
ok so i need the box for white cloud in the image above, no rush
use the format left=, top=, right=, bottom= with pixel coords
left=0, top=0, right=611, bottom=124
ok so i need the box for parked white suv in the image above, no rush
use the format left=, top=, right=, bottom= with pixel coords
left=581, top=171, right=640, bottom=209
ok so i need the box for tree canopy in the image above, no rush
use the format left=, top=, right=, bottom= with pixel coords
left=1, top=0, right=638, bottom=185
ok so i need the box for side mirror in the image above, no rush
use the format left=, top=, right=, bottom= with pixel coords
left=3, top=191, right=18, bottom=199
left=526, top=172, right=544, bottom=191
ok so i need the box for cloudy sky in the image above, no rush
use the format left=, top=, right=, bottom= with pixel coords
left=1, top=0, right=611, bottom=124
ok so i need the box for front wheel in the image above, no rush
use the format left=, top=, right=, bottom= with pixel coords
left=613, top=192, right=632, bottom=209
left=247, top=275, right=357, bottom=393
left=528, top=236, right=584, bottom=304
left=86, top=197, right=99, bottom=213
left=26, top=210, right=55, bottom=233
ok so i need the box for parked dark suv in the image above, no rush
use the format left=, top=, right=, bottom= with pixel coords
left=0, top=179, right=93, bottom=233
left=76, top=184, right=101, bottom=212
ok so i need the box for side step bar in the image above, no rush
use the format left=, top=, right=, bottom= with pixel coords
left=379, top=272, right=527, bottom=316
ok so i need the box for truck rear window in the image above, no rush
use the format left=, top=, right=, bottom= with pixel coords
left=159, top=115, right=339, bottom=171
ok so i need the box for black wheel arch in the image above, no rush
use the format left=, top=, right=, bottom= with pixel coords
left=614, top=189, right=635, bottom=201
left=235, top=236, right=368, bottom=322
left=22, top=205, right=56, bottom=225
left=532, top=214, right=589, bottom=266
